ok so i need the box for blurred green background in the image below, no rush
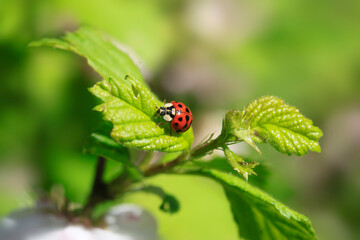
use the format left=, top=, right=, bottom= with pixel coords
left=1, top=0, right=360, bottom=239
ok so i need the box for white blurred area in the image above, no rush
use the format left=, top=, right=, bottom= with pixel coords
left=162, top=0, right=269, bottom=105
left=0, top=203, right=158, bottom=240
left=184, top=0, right=269, bottom=45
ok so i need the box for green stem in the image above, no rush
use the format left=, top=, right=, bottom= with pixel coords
left=191, top=134, right=225, bottom=158
left=139, top=151, right=154, bottom=171
left=144, top=135, right=223, bottom=177
left=144, top=152, right=187, bottom=177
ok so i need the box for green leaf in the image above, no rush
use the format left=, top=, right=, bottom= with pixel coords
left=191, top=169, right=317, bottom=240
left=84, top=132, right=130, bottom=165
left=31, top=26, right=193, bottom=152
left=29, top=26, right=145, bottom=85
left=225, top=96, right=323, bottom=156
left=90, top=74, right=193, bottom=151
left=223, top=147, right=258, bottom=181
left=130, top=185, right=180, bottom=214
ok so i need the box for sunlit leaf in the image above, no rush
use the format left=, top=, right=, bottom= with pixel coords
left=225, top=96, right=323, bottom=156
left=90, top=75, right=193, bottom=151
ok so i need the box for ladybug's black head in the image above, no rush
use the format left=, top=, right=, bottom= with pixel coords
left=157, top=106, right=166, bottom=116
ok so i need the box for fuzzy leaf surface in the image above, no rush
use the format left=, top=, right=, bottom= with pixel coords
left=31, top=27, right=193, bottom=152
left=190, top=169, right=317, bottom=240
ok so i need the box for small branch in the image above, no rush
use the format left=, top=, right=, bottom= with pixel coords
left=145, top=134, right=226, bottom=177
left=92, top=156, right=106, bottom=192
left=190, top=136, right=224, bottom=158
left=138, top=151, right=154, bottom=171
left=144, top=153, right=185, bottom=177
left=82, top=156, right=108, bottom=216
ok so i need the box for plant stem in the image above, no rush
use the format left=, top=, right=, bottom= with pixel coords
left=138, top=151, right=154, bottom=171
left=82, top=156, right=108, bottom=216
left=190, top=135, right=224, bottom=158
left=144, top=153, right=186, bottom=177
left=93, top=156, right=106, bottom=191
left=144, top=134, right=227, bottom=177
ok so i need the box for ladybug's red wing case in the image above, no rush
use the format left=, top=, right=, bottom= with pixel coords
left=169, top=101, right=193, bottom=133
left=171, top=101, right=192, bottom=115
left=157, top=100, right=192, bottom=133
left=171, top=114, right=193, bottom=133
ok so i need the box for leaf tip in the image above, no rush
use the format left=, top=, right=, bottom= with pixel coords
left=243, top=136, right=262, bottom=155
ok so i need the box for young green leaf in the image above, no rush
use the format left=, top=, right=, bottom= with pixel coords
left=31, top=27, right=193, bottom=152
left=225, top=96, right=323, bottom=156
left=190, top=169, right=317, bottom=240
left=223, top=110, right=261, bottom=154
left=223, top=147, right=258, bottom=181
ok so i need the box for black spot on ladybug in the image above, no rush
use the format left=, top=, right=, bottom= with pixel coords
left=182, top=123, right=188, bottom=129
left=178, top=104, right=183, bottom=108
left=186, top=108, right=190, bottom=113
left=178, top=117, right=183, bottom=122
left=186, top=115, right=190, bottom=121
left=176, top=129, right=181, bottom=133
left=174, top=123, right=179, bottom=127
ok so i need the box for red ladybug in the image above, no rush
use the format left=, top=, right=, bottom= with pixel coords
left=156, top=101, right=193, bottom=133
